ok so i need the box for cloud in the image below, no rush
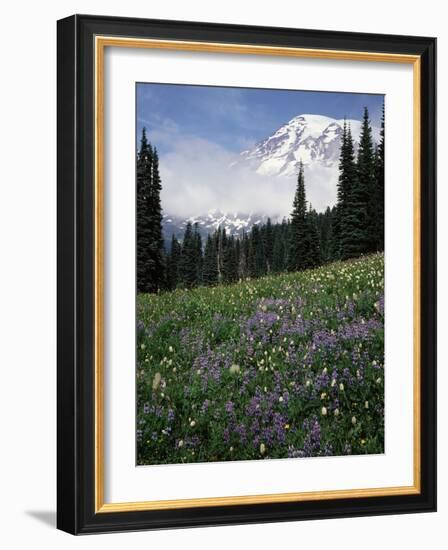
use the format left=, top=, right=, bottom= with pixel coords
left=158, top=129, right=338, bottom=219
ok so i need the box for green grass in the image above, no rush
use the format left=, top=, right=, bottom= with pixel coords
left=137, top=253, right=384, bottom=465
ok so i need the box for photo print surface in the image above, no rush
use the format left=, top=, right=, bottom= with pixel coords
left=135, top=83, right=385, bottom=466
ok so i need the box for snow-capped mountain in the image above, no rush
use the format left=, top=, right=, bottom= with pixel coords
left=162, top=113, right=380, bottom=241
left=163, top=210, right=272, bottom=243
left=239, top=114, right=380, bottom=177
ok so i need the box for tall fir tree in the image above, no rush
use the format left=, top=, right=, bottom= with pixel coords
left=272, top=227, right=284, bottom=273
left=216, top=227, right=228, bottom=282
left=374, top=104, right=385, bottom=251
left=235, top=238, right=242, bottom=280
left=305, top=206, right=322, bottom=268
left=203, top=234, right=218, bottom=285
left=148, top=147, right=166, bottom=289
left=333, top=120, right=348, bottom=258
left=193, top=223, right=203, bottom=285
left=223, top=236, right=238, bottom=283
left=137, top=128, right=152, bottom=293
left=336, top=123, right=362, bottom=259
left=357, top=107, right=376, bottom=254
left=179, top=222, right=198, bottom=288
left=263, top=218, right=274, bottom=273
left=166, top=234, right=181, bottom=290
left=319, top=206, right=336, bottom=263
left=288, top=161, right=308, bottom=271
left=248, top=224, right=265, bottom=278
left=239, top=231, right=250, bottom=279
left=136, top=128, right=165, bottom=293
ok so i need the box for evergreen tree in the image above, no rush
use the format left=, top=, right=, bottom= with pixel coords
left=223, top=236, right=238, bottom=283
left=284, top=219, right=291, bottom=269
left=263, top=218, right=274, bottom=273
left=318, top=207, right=336, bottom=263
left=136, top=128, right=165, bottom=293
left=193, top=223, right=203, bottom=285
left=148, top=148, right=166, bottom=289
left=203, top=234, right=218, bottom=285
left=357, top=107, right=376, bottom=254
left=248, top=224, right=265, bottom=278
left=333, top=120, right=348, bottom=258
left=272, top=223, right=286, bottom=273
left=136, top=128, right=152, bottom=293
left=288, top=161, right=308, bottom=271
left=374, top=104, right=385, bottom=251
left=166, top=234, right=181, bottom=290
left=305, top=206, right=322, bottom=268
left=235, top=238, right=242, bottom=280
left=216, top=227, right=228, bottom=282
left=282, top=219, right=290, bottom=270
left=336, top=123, right=361, bottom=259
left=239, top=231, right=250, bottom=279
left=179, top=222, right=198, bottom=288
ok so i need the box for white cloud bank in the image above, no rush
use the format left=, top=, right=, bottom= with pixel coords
left=159, top=133, right=338, bottom=219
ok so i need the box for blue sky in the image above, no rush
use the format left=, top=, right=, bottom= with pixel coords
left=136, top=83, right=384, bottom=154
left=136, top=83, right=384, bottom=218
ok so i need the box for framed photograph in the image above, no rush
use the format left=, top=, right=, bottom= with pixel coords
left=57, top=14, right=436, bottom=534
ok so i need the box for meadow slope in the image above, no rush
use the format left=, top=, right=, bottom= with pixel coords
left=137, top=253, right=384, bottom=465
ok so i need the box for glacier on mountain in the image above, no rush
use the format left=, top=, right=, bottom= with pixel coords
left=239, top=114, right=379, bottom=178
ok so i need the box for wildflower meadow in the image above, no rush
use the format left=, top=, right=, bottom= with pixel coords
left=136, top=253, right=384, bottom=465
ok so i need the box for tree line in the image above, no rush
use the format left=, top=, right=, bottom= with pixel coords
left=137, top=106, right=384, bottom=293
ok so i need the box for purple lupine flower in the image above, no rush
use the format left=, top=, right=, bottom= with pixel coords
left=235, top=423, right=247, bottom=443
left=301, top=417, right=322, bottom=457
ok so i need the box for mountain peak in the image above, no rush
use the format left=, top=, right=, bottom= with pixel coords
left=240, top=113, right=379, bottom=178
left=289, top=113, right=336, bottom=126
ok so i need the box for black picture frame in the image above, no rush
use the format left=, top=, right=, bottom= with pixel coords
left=57, top=14, right=436, bottom=535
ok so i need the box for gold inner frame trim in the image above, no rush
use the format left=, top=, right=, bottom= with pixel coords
left=94, top=35, right=421, bottom=513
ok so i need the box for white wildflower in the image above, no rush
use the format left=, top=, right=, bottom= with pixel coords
left=152, top=372, right=161, bottom=391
